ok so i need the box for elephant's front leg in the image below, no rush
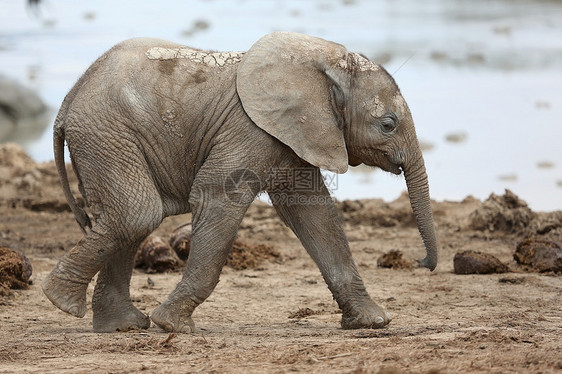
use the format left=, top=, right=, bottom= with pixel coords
left=151, top=169, right=257, bottom=333
left=270, top=169, right=391, bottom=329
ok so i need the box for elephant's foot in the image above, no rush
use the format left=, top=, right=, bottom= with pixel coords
left=341, top=302, right=393, bottom=329
left=93, top=305, right=151, bottom=333
left=41, top=269, right=89, bottom=318
left=150, top=299, right=197, bottom=333
left=92, top=282, right=151, bottom=332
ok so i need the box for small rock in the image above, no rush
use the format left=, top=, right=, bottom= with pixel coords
left=499, top=277, right=526, bottom=284
left=445, top=132, right=468, bottom=144
left=453, top=250, right=509, bottom=274
left=514, top=238, right=562, bottom=273
left=82, top=12, right=96, bottom=21
left=430, top=51, right=449, bottom=61
left=169, top=223, right=191, bottom=261
left=146, top=277, right=155, bottom=287
left=537, top=161, right=555, bottom=169
left=193, top=20, right=210, bottom=31
left=498, top=174, right=518, bottom=182
left=377, top=250, right=413, bottom=270
left=0, top=75, right=49, bottom=143
left=135, top=236, right=184, bottom=273
left=535, top=101, right=551, bottom=110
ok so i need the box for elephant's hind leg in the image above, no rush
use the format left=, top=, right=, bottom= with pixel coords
left=41, top=227, right=121, bottom=318
left=42, top=194, right=163, bottom=324
left=89, top=167, right=163, bottom=332
left=91, top=191, right=162, bottom=332
left=42, top=144, right=164, bottom=325
left=92, top=245, right=151, bottom=332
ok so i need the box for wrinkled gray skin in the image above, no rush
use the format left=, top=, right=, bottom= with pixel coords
left=42, top=32, right=438, bottom=333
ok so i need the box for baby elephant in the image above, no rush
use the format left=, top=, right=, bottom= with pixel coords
left=43, top=32, right=438, bottom=333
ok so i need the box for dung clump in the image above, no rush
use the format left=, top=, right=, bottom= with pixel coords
left=377, top=250, right=413, bottom=270
left=453, top=250, right=509, bottom=274
left=527, top=211, right=562, bottom=240
left=514, top=238, right=561, bottom=273
left=0, top=246, right=33, bottom=296
left=135, top=236, right=185, bottom=273
left=469, top=190, right=535, bottom=233
left=169, top=223, right=191, bottom=261
left=167, top=224, right=280, bottom=271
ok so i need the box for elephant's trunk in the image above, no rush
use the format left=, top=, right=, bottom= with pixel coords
left=402, top=148, right=439, bottom=271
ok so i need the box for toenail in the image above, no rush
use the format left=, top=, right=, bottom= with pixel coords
left=375, top=316, right=384, bottom=324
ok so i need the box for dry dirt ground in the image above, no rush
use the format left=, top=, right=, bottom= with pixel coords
left=0, top=143, right=561, bottom=374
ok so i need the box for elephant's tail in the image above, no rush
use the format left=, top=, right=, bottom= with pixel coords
left=53, top=125, right=92, bottom=234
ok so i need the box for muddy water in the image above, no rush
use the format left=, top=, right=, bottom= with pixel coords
left=1, top=0, right=561, bottom=211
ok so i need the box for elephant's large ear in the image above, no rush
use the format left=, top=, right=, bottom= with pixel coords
left=237, top=32, right=350, bottom=174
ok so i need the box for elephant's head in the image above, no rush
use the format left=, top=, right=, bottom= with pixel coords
left=237, top=32, right=438, bottom=270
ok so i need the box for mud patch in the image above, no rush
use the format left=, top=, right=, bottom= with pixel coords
left=93, top=333, right=179, bottom=354
left=227, top=240, right=281, bottom=270
left=0, top=246, right=32, bottom=296
left=288, top=307, right=321, bottom=319
left=453, top=250, right=509, bottom=274
left=377, top=250, right=413, bottom=270
left=514, top=238, right=562, bottom=273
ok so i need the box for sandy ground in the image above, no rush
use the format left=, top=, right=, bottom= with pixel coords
left=0, top=143, right=561, bottom=374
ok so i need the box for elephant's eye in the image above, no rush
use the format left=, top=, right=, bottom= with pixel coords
left=380, top=113, right=397, bottom=133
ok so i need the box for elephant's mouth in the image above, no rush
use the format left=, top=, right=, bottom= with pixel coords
left=364, top=158, right=402, bottom=175
left=376, top=151, right=403, bottom=175
left=383, top=162, right=402, bottom=176
left=352, top=150, right=403, bottom=175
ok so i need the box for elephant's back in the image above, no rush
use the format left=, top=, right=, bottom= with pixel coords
left=93, top=38, right=187, bottom=77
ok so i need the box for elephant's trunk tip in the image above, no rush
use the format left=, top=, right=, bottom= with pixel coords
left=418, top=254, right=438, bottom=271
